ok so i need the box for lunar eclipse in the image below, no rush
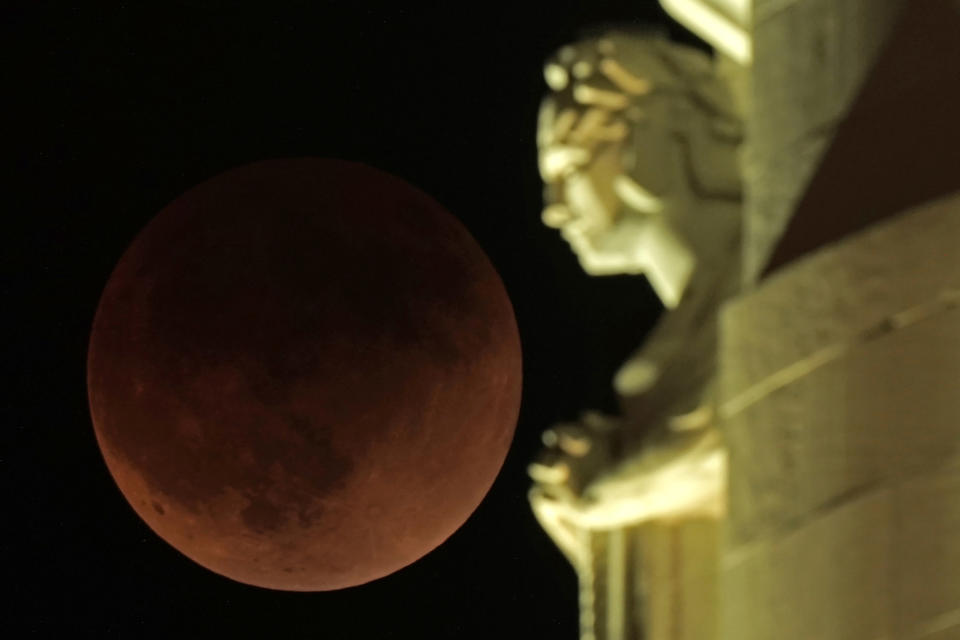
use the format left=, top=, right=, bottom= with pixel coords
left=86, top=158, right=523, bottom=591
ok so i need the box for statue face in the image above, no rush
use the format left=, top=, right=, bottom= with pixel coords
left=538, top=102, right=626, bottom=239
left=537, top=33, right=673, bottom=243
left=536, top=36, right=686, bottom=301
left=536, top=32, right=742, bottom=307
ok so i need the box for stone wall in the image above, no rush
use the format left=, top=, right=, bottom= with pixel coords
left=718, top=192, right=960, bottom=639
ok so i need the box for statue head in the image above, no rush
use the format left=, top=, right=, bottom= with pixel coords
left=537, top=31, right=743, bottom=308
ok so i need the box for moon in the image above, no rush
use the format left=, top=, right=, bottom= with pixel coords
left=86, top=158, right=523, bottom=591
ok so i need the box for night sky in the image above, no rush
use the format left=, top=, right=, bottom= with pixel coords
left=7, top=3, right=706, bottom=638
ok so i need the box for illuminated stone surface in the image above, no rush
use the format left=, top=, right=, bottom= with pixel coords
left=528, top=2, right=960, bottom=639
left=719, top=192, right=960, bottom=640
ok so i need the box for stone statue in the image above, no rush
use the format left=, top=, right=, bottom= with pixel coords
left=535, top=28, right=743, bottom=442
left=529, top=30, right=745, bottom=639
left=536, top=30, right=743, bottom=429
left=537, top=30, right=742, bottom=309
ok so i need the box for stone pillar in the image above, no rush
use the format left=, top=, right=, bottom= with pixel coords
left=741, top=0, right=906, bottom=284
left=573, top=521, right=719, bottom=640
left=635, top=519, right=720, bottom=640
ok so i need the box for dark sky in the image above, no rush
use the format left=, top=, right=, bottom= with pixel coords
left=6, top=3, right=702, bottom=638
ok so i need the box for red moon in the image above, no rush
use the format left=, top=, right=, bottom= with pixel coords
left=86, top=158, right=522, bottom=591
